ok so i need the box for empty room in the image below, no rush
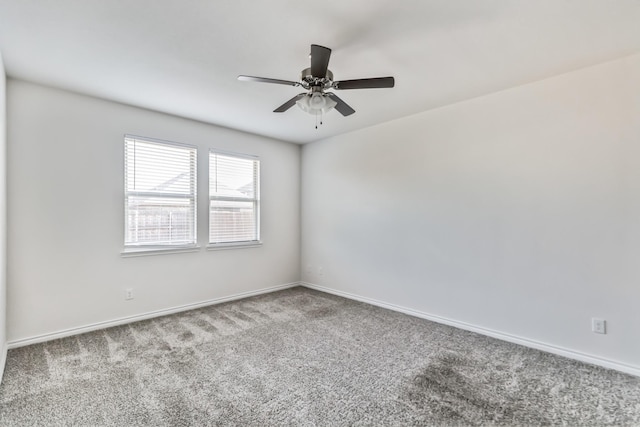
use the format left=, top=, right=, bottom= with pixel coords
left=0, top=0, right=639, bottom=425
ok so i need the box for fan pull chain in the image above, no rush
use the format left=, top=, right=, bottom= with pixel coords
left=315, top=111, right=324, bottom=129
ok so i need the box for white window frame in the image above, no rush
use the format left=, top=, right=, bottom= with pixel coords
left=122, top=135, right=199, bottom=256
left=208, top=149, right=261, bottom=250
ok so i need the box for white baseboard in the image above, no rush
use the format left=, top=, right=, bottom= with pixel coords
left=8, top=280, right=638, bottom=378
left=7, top=282, right=301, bottom=349
left=301, top=282, right=640, bottom=378
left=0, top=341, right=7, bottom=384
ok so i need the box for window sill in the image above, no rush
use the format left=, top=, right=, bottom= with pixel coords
left=121, top=246, right=201, bottom=257
left=207, top=241, right=262, bottom=251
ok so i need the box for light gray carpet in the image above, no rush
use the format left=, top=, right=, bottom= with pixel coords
left=1, top=287, right=639, bottom=426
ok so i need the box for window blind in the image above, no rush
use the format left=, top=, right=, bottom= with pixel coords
left=124, top=136, right=197, bottom=247
left=209, top=150, right=260, bottom=245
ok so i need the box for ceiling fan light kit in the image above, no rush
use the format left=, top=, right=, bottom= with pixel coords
left=238, top=44, right=395, bottom=124
left=296, top=91, right=337, bottom=115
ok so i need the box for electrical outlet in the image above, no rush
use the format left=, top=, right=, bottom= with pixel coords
left=125, top=288, right=134, bottom=300
left=318, top=267, right=324, bottom=277
left=592, top=318, right=606, bottom=334
left=306, top=264, right=313, bottom=274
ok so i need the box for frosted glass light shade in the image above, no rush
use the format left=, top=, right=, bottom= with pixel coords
left=296, top=93, right=337, bottom=115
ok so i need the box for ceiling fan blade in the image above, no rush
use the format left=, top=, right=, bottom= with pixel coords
left=310, top=44, right=331, bottom=78
left=238, top=75, right=300, bottom=87
left=334, top=77, right=395, bottom=90
left=274, top=93, right=307, bottom=112
left=326, top=93, right=355, bottom=116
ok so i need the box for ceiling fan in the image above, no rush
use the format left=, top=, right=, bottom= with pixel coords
left=238, top=44, right=394, bottom=120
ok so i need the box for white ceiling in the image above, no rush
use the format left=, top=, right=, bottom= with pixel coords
left=1, top=1, right=639, bottom=144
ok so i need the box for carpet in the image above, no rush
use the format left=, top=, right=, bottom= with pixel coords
left=1, top=287, right=638, bottom=426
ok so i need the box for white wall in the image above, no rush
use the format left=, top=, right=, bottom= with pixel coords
left=301, top=54, right=640, bottom=373
left=0, top=52, right=7, bottom=379
left=7, top=80, right=300, bottom=342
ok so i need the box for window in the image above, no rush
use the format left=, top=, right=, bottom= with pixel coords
left=209, top=150, right=260, bottom=246
left=124, top=135, right=197, bottom=251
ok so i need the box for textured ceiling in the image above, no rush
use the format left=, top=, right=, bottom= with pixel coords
left=1, top=0, right=639, bottom=144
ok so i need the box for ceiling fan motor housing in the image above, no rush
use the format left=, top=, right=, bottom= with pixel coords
left=300, top=67, right=333, bottom=90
